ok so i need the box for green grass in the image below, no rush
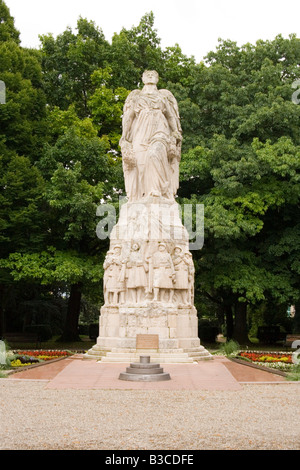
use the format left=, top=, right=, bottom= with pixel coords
left=285, top=364, right=300, bottom=381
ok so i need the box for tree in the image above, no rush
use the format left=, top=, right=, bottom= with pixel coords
left=0, top=1, right=49, bottom=336
left=0, top=42, right=47, bottom=161
left=88, top=67, right=130, bottom=148
left=108, top=12, right=163, bottom=90
left=40, top=17, right=110, bottom=117
left=0, top=0, right=20, bottom=44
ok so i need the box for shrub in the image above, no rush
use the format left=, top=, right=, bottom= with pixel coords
left=221, top=340, right=240, bottom=356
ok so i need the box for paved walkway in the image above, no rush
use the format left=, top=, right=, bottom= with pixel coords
left=8, top=354, right=288, bottom=390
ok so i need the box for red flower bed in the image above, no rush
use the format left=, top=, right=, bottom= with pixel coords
left=239, top=351, right=293, bottom=363
left=16, top=350, right=73, bottom=361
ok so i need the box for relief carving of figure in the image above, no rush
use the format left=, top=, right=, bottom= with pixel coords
left=120, top=70, right=182, bottom=201
left=103, top=245, right=125, bottom=305
left=103, top=250, right=113, bottom=304
left=185, top=252, right=195, bottom=305
left=172, top=246, right=190, bottom=305
left=148, top=242, right=175, bottom=303
left=124, top=242, right=149, bottom=304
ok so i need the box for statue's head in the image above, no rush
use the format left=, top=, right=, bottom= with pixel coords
left=142, top=70, right=159, bottom=85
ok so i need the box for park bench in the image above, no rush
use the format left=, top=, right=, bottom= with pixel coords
left=3, top=332, right=41, bottom=348
left=284, top=334, right=300, bottom=349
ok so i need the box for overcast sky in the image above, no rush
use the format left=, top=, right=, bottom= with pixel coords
left=4, top=0, right=300, bottom=62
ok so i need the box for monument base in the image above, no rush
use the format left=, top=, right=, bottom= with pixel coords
left=84, top=303, right=213, bottom=363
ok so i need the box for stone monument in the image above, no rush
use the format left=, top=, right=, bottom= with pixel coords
left=85, top=70, right=212, bottom=362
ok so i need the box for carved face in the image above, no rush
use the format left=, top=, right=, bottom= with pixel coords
left=142, top=70, right=159, bottom=85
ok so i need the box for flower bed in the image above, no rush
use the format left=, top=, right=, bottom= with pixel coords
left=239, top=351, right=293, bottom=363
left=237, top=351, right=296, bottom=372
left=9, top=350, right=73, bottom=367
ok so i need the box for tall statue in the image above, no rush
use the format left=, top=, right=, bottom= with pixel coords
left=86, top=69, right=213, bottom=363
left=120, top=70, right=182, bottom=201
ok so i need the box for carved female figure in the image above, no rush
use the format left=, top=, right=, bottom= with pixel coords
left=120, top=70, right=182, bottom=201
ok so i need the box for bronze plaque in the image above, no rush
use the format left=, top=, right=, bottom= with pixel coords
left=136, top=334, right=159, bottom=349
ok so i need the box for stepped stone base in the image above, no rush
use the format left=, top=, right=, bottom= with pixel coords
left=84, top=303, right=213, bottom=363
left=84, top=346, right=212, bottom=363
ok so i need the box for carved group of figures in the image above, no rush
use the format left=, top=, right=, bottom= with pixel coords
left=103, top=242, right=194, bottom=306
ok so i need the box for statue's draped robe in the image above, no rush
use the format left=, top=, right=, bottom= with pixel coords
left=121, top=89, right=181, bottom=201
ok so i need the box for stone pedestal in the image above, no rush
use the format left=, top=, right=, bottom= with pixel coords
left=119, top=355, right=171, bottom=381
left=85, top=301, right=212, bottom=363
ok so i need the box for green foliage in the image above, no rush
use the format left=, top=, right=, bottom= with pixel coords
left=0, top=0, right=20, bottom=44
left=109, top=12, right=162, bottom=89
left=0, top=40, right=47, bottom=160
left=39, top=17, right=110, bottom=117
left=219, top=340, right=240, bottom=357
left=0, top=154, right=46, bottom=256
left=0, top=248, right=103, bottom=286
left=88, top=67, right=130, bottom=146
left=286, top=364, right=300, bottom=381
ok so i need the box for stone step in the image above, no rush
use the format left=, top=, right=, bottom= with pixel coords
left=83, top=346, right=213, bottom=362
left=83, top=350, right=107, bottom=360
left=99, top=352, right=195, bottom=363
left=125, top=367, right=164, bottom=374
left=185, top=349, right=213, bottom=356
left=189, top=354, right=214, bottom=361
left=184, top=347, right=207, bottom=352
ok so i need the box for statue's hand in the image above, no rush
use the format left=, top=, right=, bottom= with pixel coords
left=121, top=141, right=136, bottom=168
left=123, top=154, right=136, bottom=169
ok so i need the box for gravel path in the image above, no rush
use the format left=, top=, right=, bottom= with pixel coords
left=0, top=380, right=299, bottom=450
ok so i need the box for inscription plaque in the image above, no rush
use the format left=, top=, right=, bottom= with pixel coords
left=136, top=334, right=159, bottom=349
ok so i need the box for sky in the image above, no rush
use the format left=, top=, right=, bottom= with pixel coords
left=4, top=0, right=300, bottom=62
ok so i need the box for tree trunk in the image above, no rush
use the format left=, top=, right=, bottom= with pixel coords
left=60, top=282, right=82, bottom=342
left=225, top=304, right=234, bottom=340
left=233, top=301, right=249, bottom=345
